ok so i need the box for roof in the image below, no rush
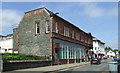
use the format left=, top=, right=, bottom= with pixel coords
left=25, top=7, right=54, bottom=15
left=24, top=7, right=92, bottom=37
left=93, top=37, right=105, bottom=44
left=0, top=34, right=13, bottom=37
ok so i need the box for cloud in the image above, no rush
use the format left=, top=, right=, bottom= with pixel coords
left=105, top=40, right=118, bottom=49
left=1, top=9, right=22, bottom=35
left=79, top=3, right=118, bottom=18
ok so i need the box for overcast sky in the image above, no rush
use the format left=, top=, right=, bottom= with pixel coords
left=1, top=2, right=118, bottom=49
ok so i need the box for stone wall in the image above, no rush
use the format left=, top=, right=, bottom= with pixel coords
left=3, top=60, right=52, bottom=71
left=13, top=28, right=19, bottom=50
left=14, top=8, right=52, bottom=56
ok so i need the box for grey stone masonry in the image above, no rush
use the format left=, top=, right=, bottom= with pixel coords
left=13, top=28, right=19, bottom=50
left=14, top=8, right=52, bottom=57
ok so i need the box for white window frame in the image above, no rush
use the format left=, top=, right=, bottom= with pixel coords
left=55, top=22, right=58, bottom=33
left=72, top=31, right=74, bottom=39
left=64, top=26, right=66, bottom=36
left=36, top=22, right=40, bottom=34
left=68, top=28, right=69, bottom=37
left=46, top=20, right=50, bottom=33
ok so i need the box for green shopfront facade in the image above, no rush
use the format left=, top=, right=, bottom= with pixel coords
left=53, top=38, right=85, bottom=64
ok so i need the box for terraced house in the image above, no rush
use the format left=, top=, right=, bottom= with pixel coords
left=13, top=7, right=93, bottom=64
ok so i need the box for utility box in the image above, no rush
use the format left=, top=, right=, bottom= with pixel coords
left=108, top=61, right=118, bottom=73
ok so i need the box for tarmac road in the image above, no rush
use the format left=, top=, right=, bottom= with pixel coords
left=56, top=59, right=111, bottom=73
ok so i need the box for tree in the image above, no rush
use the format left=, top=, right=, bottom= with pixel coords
left=105, top=46, right=112, bottom=51
left=113, top=49, right=118, bottom=53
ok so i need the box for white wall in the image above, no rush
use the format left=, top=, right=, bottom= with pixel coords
left=93, top=40, right=105, bottom=55
left=0, top=38, right=13, bottom=53
left=107, top=51, right=115, bottom=57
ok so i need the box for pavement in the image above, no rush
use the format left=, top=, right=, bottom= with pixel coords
left=15, top=62, right=90, bottom=72
left=3, top=59, right=110, bottom=73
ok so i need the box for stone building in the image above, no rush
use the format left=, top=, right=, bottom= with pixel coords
left=13, top=7, right=93, bottom=64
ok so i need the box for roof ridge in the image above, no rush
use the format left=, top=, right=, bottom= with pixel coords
left=24, top=7, right=54, bottom=15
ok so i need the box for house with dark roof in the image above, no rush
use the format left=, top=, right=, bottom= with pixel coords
left=13, top=7, right=93, bottom=64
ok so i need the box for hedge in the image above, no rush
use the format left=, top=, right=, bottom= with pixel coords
left=3, top=53, right=49, bottom=61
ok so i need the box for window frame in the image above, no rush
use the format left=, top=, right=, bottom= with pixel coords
left=35, top=20, right=40, bottom=35
left=45, top=20, right=50, bottom=33
left=72, top=31, right=74, bottom=39
left=55, top=22, right=58, bottom=33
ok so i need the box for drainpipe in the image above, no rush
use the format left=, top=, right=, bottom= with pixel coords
left=51, top=15, right=53, bottom=65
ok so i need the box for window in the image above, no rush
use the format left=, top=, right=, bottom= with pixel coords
left=76, top=32, right=80, bottom=40
left=85, top=37, right=87, bottom=43
left=5, top=49, right=7, bottom=51
left=46, top=20, right=50, bottom=33
left=64, top=26, right=66, bottom=36
left=88, top=39, right=91, bottom=44
left=95, top=47, right=97, bottom=50
left=72, top=31, right=74, bottom=39
left=94, top=41, right=96, bottom=43
left=64, top=26, right=69, bottom=37
left=35, top=22, right=40, bottom=34
left=55, top=22, right=58, bottom=33
left=81, top=33, right=84, bottom=42
left=68, top=28, right=69, bottom=37
left=60, top=44, right=63, bottom=59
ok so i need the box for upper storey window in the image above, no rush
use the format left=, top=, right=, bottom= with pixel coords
left=81, top=33, right=84, bottom=42
left=85, top=37, right=87, bottom=43
left=76, top=32, right=80, bottom=40
left=46, top=20, right=50, bottom=33
left=35, top=22, right=40, bottom=34
left=72, top=31, right=74, bottom=39
left=64, top=26, right=69, bottom=37
left=55, top=22, right=58, bottom=33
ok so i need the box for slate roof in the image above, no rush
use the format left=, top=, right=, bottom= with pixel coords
left=24, top=7, right=92, bottom=37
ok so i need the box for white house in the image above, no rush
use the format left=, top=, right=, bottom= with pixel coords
left=93, top=37, right=105, bottom=58
left=0, top=34, right=18, bottom=53
left=107, top=50, right=115, bottom=57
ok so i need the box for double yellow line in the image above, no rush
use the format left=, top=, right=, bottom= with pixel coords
left=50, top=64, right=89, bottom=73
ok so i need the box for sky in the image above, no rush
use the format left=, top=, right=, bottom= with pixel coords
left=0, top=2, right=118, bottom=49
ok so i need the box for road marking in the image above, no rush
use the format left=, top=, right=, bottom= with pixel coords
left=49, top=64, right=88, bottom=73
left=49, top=60, right=109, bottom=73
left=54, top=64, right=89, bottom=72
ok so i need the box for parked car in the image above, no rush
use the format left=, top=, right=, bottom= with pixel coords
left=113, top=56, right=117, bottom=59
left=113, top=58, right=120, bottom=61
left=91, top=57, right=101, bottom=64
left=103, top=57, right=107, bottom=60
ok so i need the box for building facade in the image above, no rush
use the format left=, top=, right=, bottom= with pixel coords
left=93, top=37, right=105, bottom=59
left=0, top=34, right=18, bottom=53
left=13, top=7, right=93, bottom=64
left=106, top=50, right=115, bottom=57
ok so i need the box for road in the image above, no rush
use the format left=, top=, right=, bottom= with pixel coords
left=56, top=60, right=111, bottom=73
